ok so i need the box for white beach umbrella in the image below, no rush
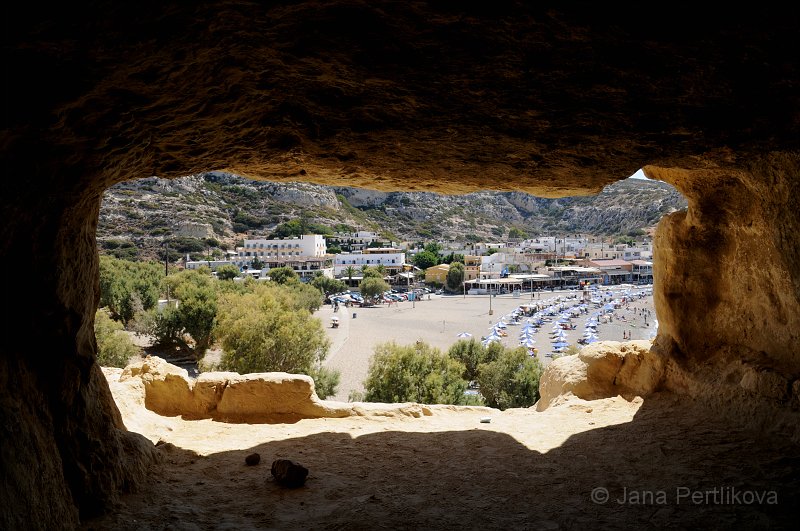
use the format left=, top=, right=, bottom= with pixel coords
left=520, top=337, right=537, bottom=349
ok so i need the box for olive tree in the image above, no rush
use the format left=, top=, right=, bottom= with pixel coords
left=362, top=341, right=468, bottom=404
left=359, top=277, right=390, bottom=303
left=476, top=347, right=543, bottom=410
left=94, top=309, right=140, bottom=368
left=217, top=286, right=331, bottom=375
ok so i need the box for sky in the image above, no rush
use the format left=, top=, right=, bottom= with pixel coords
left=629, top=169, right=648, bottom=180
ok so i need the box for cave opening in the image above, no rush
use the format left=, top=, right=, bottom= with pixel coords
left=2, top=2, right=799, bottom=528
left=94, top=166, right=686, bottom=404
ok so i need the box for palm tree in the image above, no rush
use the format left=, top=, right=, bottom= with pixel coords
left=375, top=264, right=387, bottom=276
left=360, top=264, right=370, bottom=276
left=344, top=265, right=356, bottom=287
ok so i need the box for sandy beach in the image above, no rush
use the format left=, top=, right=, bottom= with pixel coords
left=319, top=286, right=656, bottom=401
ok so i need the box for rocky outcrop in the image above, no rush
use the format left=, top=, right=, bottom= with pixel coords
left=116, top=357, right=433, bottom=423
left=648, top=155, right=800, bottom=405
left=536, top=341, right=664, bottom=411
left=1, top=2, right=799, bottom=528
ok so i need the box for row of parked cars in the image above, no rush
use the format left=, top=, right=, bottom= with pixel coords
left=328, top=291, right=364, bottom=306
left=327, top=287, right=441, bottom=306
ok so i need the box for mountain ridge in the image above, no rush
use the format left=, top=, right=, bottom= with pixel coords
left=98, top=173, right=686, bottom=260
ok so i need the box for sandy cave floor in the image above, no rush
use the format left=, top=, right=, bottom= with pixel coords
left=82, top=392, right=799, bottom=530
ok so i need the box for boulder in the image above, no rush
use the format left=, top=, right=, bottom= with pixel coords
left=536, top=341, right=664, bottom=411
left=271, top=459, right=308, bottom=488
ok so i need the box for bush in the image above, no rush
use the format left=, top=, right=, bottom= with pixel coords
left=217, top=286, right=330, bottom=375
left=216, top=264, right=240, bottom=280
left=362, top=342, right=468, bottom=404
left=98, top=255, right=162, bottom=323
left=94, top=309, right=139, bottom=368
left=304, top=366, right=340, bottom=400
left=476, top=347, right=543, bottom=410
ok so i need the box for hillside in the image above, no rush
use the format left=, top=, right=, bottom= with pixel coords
left=97, top=173, right=686, bottom=260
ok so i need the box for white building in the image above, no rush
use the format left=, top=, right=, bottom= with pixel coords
left=519, top=237, right=556, bottom=253
left=233, top=234, right=332, bottom=279
left=582, top=241, right=653, bottom=260
left=334, top=248, right=406, bottom=276
left=329, top=230, right=382, bottom=251
left=236, top=234, right=326, bottom=261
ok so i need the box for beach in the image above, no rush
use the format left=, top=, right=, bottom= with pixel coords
left=319, top=286, right=656, bottom=401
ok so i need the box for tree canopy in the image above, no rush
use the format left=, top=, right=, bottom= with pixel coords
left=216, top=285, right=331, bottom=376
left=445, top=262, right=465, bottom=293
left=362, top=342, right=468, bottom=404
left=268, top=266, right=298, bottom=284
left=216, top=264, right=240, bottom=280
left=359, top=277, right=390, bottom=302
left=98, top=255, right=162, bottom=323
left=477, top=347, right=543, bottom=409
left=311, top=275, right=347, bottom=297
left=413, top=250, right=439, bottom=270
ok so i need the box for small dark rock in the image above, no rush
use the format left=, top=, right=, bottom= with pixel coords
left=271, top=459, right=308, bottom=488
left=245, top=453, right=261, bottom=466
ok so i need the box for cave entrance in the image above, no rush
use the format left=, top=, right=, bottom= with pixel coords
left=95, top=168, right=685, bottom=404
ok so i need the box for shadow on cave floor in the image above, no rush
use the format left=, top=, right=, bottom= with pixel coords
left=82, top=394, right=799, bottom=530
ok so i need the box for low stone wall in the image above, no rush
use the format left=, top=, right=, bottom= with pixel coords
left=115, top=356, right=433, bottom=423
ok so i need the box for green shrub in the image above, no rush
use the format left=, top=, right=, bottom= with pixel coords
left=94, top=309, right=140, bottom=368
left=362, top=342, right=468, bottom=405
left=476, top=347, right=543, bottom=410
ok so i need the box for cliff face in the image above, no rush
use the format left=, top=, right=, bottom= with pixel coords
left=1, top=2, right=799, bottom=528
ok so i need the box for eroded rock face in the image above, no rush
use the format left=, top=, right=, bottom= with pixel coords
left=537, top=341, right=664, bottom=411
left=648, top=155, right=800, bottom=403
left=116, top=357, right=433, bottom=423
left=1, top=2, right=799, bottom=528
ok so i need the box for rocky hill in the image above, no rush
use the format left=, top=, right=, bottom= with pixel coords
left=98, top=173, right=686, bottom=260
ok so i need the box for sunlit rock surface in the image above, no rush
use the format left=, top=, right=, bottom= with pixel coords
left=1, top=2, right=799, bottom=528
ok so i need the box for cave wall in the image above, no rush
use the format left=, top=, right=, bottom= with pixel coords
left=1, top=2, right=799, bottom=527
left=650, top=154, right=800, bottom=403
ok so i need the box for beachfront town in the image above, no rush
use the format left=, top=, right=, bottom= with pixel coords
left=184, top=230, right=654, bottom=292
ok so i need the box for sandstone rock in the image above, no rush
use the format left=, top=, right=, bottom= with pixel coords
left=245, top=453, right=261, bottom=466
left=2, top=3, right=799, bottom=526
left=740, top=367, right=790, bottom=401
left=536, top=341, right=664, bottom=411
left=116, top=357, right=433, bottom=423
left=793, top=381, right=800, bottom=408
left=121, top=356, right=196, bottom=417
left=271, top=459, right=308, bottom=488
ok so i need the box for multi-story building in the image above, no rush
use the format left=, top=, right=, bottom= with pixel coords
left=334, top=247, right=406, bottom=276
left=424, top=264, right=450, bottom=285
left=630, top=260, right=654, bottom=283
left=577, top=258, right=634, bottom=284
left=237, top=234, right=326, bottom=261
left=463, top=255, right=482, bottom=282
left=328, top=230, right=385, bottom=252
left=232, top=234, right=332, bottom=279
